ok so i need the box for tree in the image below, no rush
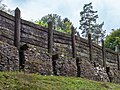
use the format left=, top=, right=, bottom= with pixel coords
left=61, top=18, right=72, bottom=33
left=0, top=0, right=14, bottom=15
left=104, top=29, right=120, bottom=51
left=35, top=19, right=48, bottom=28
left=79, top=2, right=106, bottom=44
left=35, top=14, right=73, bottom=34
left=92, top=22, right=106, bottom=44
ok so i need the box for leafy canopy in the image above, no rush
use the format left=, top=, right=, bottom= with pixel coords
left=104, top=29, right=120, bottom=51
left=35, top=14, right=73, bottom=34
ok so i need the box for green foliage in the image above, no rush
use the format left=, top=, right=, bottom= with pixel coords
left=0, top=72, right=120, bottom=90
left=79, top=2, right=106, bottom=44
left=104, top=29, right=120, bottom=51
left=35, top=14, right=73, bottom=34
left=35, top=20, right=48, bottom=28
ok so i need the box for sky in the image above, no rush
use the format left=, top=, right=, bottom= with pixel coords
left=2, top=0, right=120, bottom=35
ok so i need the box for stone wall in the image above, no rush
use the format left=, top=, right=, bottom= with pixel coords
left=24, top=44, right=53, bottom=75
left=53, top=55, right=77, bottom=76
left=0, top=41, right=19, bottom=71
left=79, top=59, right=109, bottom=82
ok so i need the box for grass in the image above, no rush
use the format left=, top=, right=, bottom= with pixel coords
left=0, top=72, right=120, bottom=90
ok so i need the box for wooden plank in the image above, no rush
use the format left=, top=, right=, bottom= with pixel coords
left=21, top=32, right=47, bottom=42
left=21, top=37, right=48, bottom=48
left=0, top=35, right=14, bottom=45
left=54, top=38, right=72, bottom=45
left=54, top=34, right=71, bottom=41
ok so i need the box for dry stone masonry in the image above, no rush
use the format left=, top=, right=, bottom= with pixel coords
left=0, top=41, right=19, bottom=71
left=0, top=8, right=120, bottom=84
left=24, top=44, right=53, bottom=75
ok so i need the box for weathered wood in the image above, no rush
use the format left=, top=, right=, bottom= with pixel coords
left=102, top=40, right=106, bottom=67
left=106, top=67, right=112, bottom=82
left=54, top=34, right=71, bottom=41
left=88, top=33, right=92, bottom=61
left=52, top=54, right=58, bottom=75
left=21, top=19, right=48, bottom=32
left=54, top=38, right=72, bottom=45
left=19, top=44, right=29, bottom=70
left=14, top=8, right=21, bottom=49
left=21, top=37, right=48, bottom=48
left=19, top=50, right=25, bottom=70
left=21, top=25, right=48, bottom=39
left=117, top=53, right=120, bottom=70
left=48, top=21, right=53, bottom=53
left=21, top=32, right=48, bottom=43
left=71, top=26, right=76, bottom=58
left=54, top=30, right=71, bottom=38
left=76, top=57, right=81, bottom=77
left=0, top=10, right=15, bottom=21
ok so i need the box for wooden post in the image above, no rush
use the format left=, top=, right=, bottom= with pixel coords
left=106, top=67, right=112, bottom=82
left=115, top=45, right=120, bottom=70
left=19, top=44, right=29, bottom=70
left=88, top=33, right=92, bottom=61
left=52, top=54, right=58, bottom=75
left=76, top=57, right=81, bottom=77
left=71, top=26, right=76, bottom=58
left=117, top=53, right=120, bottom=70
left=102, top=40, right=106, bottom=67
left=14, top=7, right=21, bottom=49
left=48, top=21, right=53, bottom=54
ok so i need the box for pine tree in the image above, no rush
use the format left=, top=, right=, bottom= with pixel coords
left=92, top=22, right=106, bottom=44
left=79, top=2, right=106, bottom=44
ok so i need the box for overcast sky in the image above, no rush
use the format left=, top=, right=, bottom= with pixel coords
left=2, top=0, right=120, bottom=35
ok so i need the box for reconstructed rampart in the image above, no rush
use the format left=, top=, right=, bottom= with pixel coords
left=0, top=8, right=119, bottom=83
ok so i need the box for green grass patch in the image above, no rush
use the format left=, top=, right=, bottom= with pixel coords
left=0, top=72, right=119, bottom=90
